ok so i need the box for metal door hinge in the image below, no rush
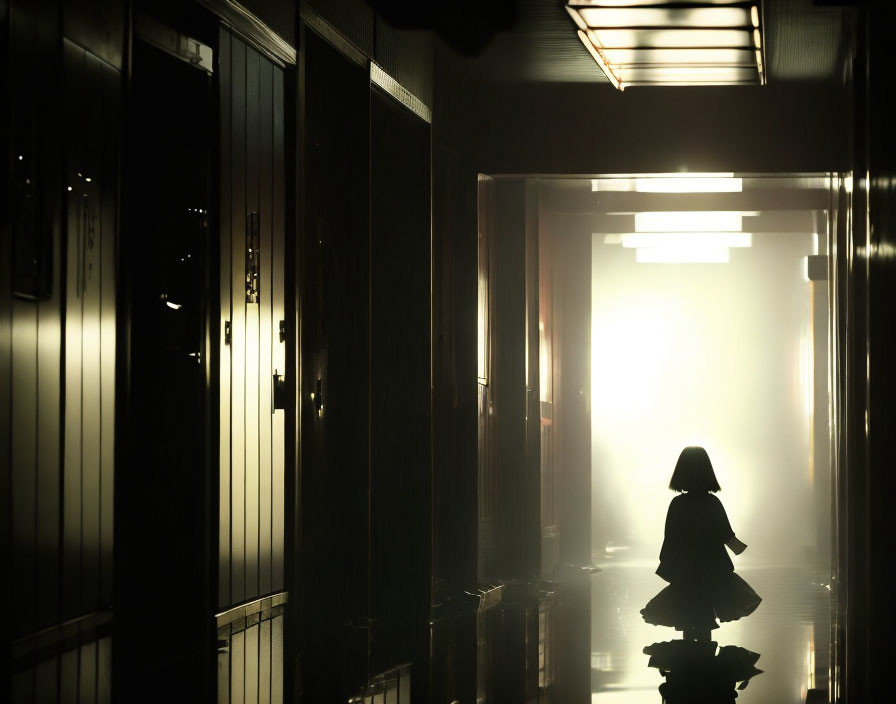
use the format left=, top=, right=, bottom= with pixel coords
left=224, top=320, right=232, bottom=345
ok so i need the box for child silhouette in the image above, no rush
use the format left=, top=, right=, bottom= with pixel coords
left=641, top=446, right=762, bottom=641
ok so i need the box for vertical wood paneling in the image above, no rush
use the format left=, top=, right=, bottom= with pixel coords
left=219, top=27, right=233, bottom=610
left=0, top=125, right=11, bottom=667
left=80, top=50, right=103, bottom=616
left=245, top=46, right=261, bottom=601
left=35, top=656, right=59, bottom=702
left=97, top=636, right=112, bottom=703
left=220, top=32, right=287, bottom=621
left=98, top=62, right=117, bottom=607
left=218, top=633, right=232, bottom=704
left=230, top=36, right=248, bottom=605
left=35, top=47, right=64, bottom=626
left=12, top=668, right=34, bottom=702
left=36, top=275, right=62, bottom=632
left=258, top=56, right=273, bottom=598
left=259, top=618, right=272, bottom=704
left=270, top=66, right=285, bottom=592
left=245, top=623, right=260, bottom=704
left=78, top=640, right=97, bottom=702
left=231, top=629, right=246, bottom=704
left=62, top=40, right=84, bottom=620
left=11, top=296, right=38, bottom=636
left=271, top=615, right=284, bottom=704
left=8, top=0, right=38, bottom=642
left=60, top=648, right=78, bottom=704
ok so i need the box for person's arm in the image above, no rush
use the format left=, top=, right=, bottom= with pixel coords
left=726, top=536, right=747, bottom=555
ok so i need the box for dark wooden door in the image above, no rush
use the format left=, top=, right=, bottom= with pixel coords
left=217, top=27, right=288, bottom=704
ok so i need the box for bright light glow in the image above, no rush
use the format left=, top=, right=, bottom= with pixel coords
left=579, top=30, right=623, bottom=90
left=593, top=28, right=751, bottom=49
left=635, top=211, right=752, bottom=232
left=567, top=3, right=764, bottom=88
left=166, top=301, right=182, bottom=310
left=635, top=246, right=730, bottom=263
left=578, top=7, right=751, bottom=29
left=622, top=232, right=752, bottom=248
left=635, top=176, right=742, bottom=193
left=565, top=5, right=588, bottom=31
left=624, top=66, right=757, bottom=83
left=593, top=173, right=739, bottom=192
left=602, top=47, right=755, bottom=67
left=800, top=330, right=814, bottom=418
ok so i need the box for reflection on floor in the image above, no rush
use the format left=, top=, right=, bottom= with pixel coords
left=591, top=557, right=830, bottom=704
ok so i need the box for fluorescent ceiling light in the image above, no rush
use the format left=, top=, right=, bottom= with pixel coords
left=567, top=1, right=765, bottom=89
left=635, top=211, right=753, bottom=232
left=635, top=176, right=742, bottom=193
left=570, top=0, right=750, bottom=6
left=636, top=246, right=730, bottom=263
left=577, top=8, right=751, bottom=29
left=577, top=30, right=622, bottom=89
left=592, top=173, right=741, bottom=192
left=622, top=232, right=752, bottom=248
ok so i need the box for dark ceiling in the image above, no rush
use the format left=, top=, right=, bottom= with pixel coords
left=465, top=0, right=853, bottom=84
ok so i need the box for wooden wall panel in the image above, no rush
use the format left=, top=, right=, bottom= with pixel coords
left=259, top=618, right=272, bottom=704
left=300, top=28, right=371, bottom=700
left=245, top=623, right=260, bottom=704
left=11, top=297, right=38, bottom=637
left=217, top=609, right=284, bottom=704
left=270, top=66, right=286, bottom=593
left=79, top=49, right=103, bottom=618
left=271, top=614, right=284, bottom=704
left=258, top=53, right=274, bottom=599
left=369, top=87, right=432, bottom=684
left=245, top=45, right=261, bottom=603
left=60, top=38, right=118, bottom=627
left=219, top=26, right=233, bottom=610
left=35, top=657, right=58, bottom=701
left=230, top=35, right=248, bottom=606
left=62, top=40, right=85, bottom=622
left=98, top=61, right=117, bottom=608
left=60, top=649, right=78, bottom=704
left=219, top=31, right=287, bottom=620
left=231, top=629, right=246, bottom=704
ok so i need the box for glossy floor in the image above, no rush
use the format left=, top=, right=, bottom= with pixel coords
left=590, top=556, right=831, bottom=703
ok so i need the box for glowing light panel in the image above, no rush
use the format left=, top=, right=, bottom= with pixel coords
left=635, top=211, right=751, bottom=232
left=635, top=176, right=742, bottom=192
left=621, top=232, right=752, bottom=248
left=635, top=246, right=730, bottom=263
left=567, top=1, right=765, bottom=89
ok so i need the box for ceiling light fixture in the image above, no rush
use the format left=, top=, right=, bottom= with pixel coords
left=634, top=211, right=755, bottom=232
left=635, top=246, right=731, bottom=264
left=621, top=232, right=752, bottom=248
left=591, top=173, right=742, bottom=192
left=566, top=1, right=766, bottom=90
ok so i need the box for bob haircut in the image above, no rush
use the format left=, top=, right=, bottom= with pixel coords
left=669, top=446, right=721, bottom=492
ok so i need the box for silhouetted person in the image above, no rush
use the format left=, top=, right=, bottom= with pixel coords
left=641, top=447, right=761, bottom=640
left=643, top=639, right=763, bottom=703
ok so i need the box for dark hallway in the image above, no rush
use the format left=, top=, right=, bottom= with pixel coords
left=3, top=1, right=896, bottom=703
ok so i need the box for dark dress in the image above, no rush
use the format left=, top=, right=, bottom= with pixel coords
left=641, top=491, right=761, bottom=631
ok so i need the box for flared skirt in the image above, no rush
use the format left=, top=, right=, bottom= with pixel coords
left=640, top=572, right=761, bottom=631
